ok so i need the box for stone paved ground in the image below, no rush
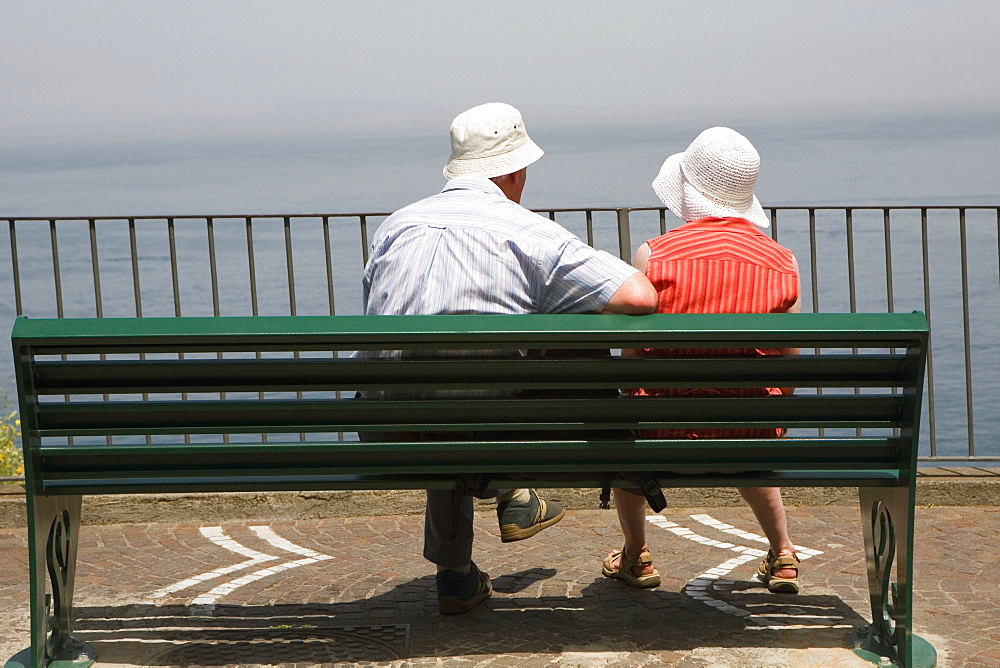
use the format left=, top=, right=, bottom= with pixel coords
left=1, top=504, right=998, bottom=666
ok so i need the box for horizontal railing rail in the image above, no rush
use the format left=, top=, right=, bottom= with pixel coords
left=3, top=205, right=999, bottom=465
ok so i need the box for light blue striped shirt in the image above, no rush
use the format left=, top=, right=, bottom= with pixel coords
left=359, top=177, right=637, bottom=398
left=363, top=177, right=636, bottom=316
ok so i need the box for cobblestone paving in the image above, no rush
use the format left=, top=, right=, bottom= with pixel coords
left=1, top=504, right=997, bottom=666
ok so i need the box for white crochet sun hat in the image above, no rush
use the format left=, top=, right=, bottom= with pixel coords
left=651, top=126, right=769, bottom=228
left=443, top=102, right=544, bottom=179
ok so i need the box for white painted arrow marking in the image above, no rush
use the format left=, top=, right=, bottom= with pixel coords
left=147, top=526, right=278, bottom=600
left=646, top=513, right=835, bottom=629
left=147, top=525, right=332, bottom=607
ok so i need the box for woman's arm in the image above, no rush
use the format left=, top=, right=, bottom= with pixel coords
left=778, top=255, right=803, bottom=394
left=621, top=243, right=653, bottom=355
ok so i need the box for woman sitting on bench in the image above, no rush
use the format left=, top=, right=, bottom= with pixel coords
left=603, top=126, right=802, bottom=594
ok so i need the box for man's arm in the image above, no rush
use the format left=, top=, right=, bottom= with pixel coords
left=616, top=242, right=655, bottom=359
left=601, top=271, right=657, bottom=314
left=603, top=243, right=656, bottom=315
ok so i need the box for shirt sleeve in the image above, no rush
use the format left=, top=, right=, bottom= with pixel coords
left=535, top=236, right=639, bottom=313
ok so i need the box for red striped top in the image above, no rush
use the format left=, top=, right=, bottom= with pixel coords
left=645, top=217, right=798, bottom=316
left=633, top=217, right=799, bottom=439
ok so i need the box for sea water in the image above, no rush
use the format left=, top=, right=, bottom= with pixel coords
left=1, top=110, right=998, bottom=458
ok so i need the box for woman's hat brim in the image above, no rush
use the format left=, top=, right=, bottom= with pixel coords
left=651, top=151, right=769, bottom=228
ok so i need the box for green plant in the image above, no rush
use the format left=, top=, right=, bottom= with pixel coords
left=0, top=391, right=23, bottom=479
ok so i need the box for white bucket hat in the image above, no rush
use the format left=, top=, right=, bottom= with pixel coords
left=443, top=102, right=544, bottom=179
left=651, top=126, right=769, bottom=228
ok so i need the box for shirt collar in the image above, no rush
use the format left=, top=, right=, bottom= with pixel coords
left=688, top=216, right=758, bottom=229
left=441, top=176, right=504, bottom=197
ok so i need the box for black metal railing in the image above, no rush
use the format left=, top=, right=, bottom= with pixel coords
left=3, top=206, right=999, bottom=464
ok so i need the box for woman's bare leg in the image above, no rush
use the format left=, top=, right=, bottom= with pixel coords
left=737, top=486, right=797, bottom=578
left=610, top=488, right=657, bottom=577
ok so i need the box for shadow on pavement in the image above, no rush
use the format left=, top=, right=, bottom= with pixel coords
left=72, top=571, right=871, bottom=665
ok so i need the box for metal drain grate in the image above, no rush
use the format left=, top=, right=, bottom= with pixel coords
left=149, top=624, right=410, bottom=665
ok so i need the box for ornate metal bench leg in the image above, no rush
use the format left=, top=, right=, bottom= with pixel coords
left=7, top=494, right=94, bottom=668
left=852, top=486, right=936, bottom=668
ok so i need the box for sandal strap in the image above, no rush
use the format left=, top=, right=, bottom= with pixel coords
left=770, top=552, right=800, bottom=571
left=618, top=549, right=654, bottom=570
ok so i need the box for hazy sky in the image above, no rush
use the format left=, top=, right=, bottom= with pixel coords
left=3, top=1, right=998, bottom=145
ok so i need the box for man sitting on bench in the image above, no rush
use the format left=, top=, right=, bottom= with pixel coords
left=359, top=102, right=656, bottom=614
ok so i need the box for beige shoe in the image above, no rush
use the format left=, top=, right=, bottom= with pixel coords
left=601, top=549, right=661, bottom=588
left=757, top=550, right=800, bottom=593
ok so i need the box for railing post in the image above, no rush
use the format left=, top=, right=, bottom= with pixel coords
left=845, top=209, right=857, bottom=313
left=883, top=209, right=894, bottom=313
left=958, top=208, right=974, bottom=456
left=49, top=219, right=64, bottom=318
left=808, top=209, right=819, bottom=313
left=322, top=215, right=336, bottom=316
left=919, top=208, right=937, bottom=457
left=207, top=217, right=220, bottom=317
left=128, top=218, right=142, bottom=318
left=617, top=208, right=632, bottom=264
left=359, top=215, right=370, bottom=266
left=245, top=217, right=259, bottom=317
left=88, top=219, right=102, bottom=318
left=167, top=217, right=181, bottom=317
left=283, top=216, right=296, bottom=316
left=8, top=219, right=23, bottom=316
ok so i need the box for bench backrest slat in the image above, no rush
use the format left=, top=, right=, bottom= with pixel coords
left=34, top=395, right=910, bottom=435
left=13, top=312, right=930, bottom=349
left=35, top=438, right=907, bottom=480
left=30, top=354, right=915, bottom=393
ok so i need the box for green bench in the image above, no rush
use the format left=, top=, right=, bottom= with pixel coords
left=10, top=312, right=934, bottom=667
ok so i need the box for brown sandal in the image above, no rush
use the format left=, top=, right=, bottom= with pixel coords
left=757, top=550, right=800, bottom=593
left=602, top=548, right=661, bottom=588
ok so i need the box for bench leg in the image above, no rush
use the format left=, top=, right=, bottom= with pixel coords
left=10, top=494, right=94, bottom=668
left=853, top=486, right=936, bottom=668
